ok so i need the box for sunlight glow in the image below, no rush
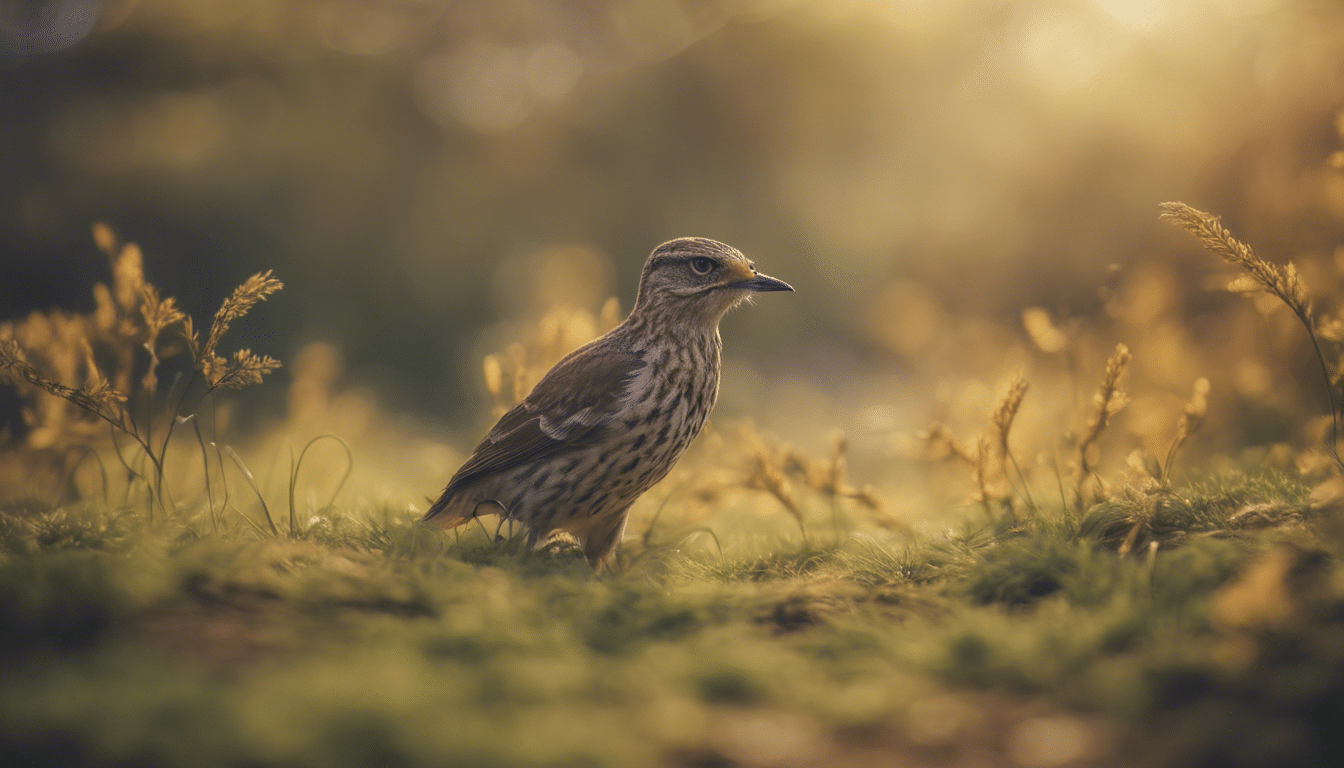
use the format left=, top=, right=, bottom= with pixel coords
left=1094, top=0, right=1171, bottom=30
left=1018, top=11, right=1105, bottom=90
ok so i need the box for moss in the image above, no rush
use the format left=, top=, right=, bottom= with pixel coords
left=0, top=469, right=1341, bottom=766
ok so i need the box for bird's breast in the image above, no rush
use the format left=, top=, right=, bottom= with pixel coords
left=616, top=334, right=719, bottom=455
left=622, top=335, right=718, bottom=408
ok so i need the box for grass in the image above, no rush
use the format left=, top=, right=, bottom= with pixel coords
left=2, top=469, right=1342, bottom=767
left=6, top=211, right=1344, bottom=765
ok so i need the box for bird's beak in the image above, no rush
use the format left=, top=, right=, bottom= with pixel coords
left=727, top=273, right=794, bottom=292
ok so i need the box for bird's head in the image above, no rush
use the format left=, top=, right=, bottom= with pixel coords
left=631, top=237, right=793, bottom=327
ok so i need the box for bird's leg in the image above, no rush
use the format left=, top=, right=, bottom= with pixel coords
left=469, top=499, right=510, bottom=543
left=470, top=515, right=492, bottom=541
left=583, top=512, right=631, bottom=574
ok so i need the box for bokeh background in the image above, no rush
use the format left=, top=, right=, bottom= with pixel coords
left=5, top=0, right=1344, bottom=519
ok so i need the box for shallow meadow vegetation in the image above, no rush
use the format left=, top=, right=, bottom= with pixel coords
left=9, top=0, right=1344, bottom=764
left=3, top=211, right=1344, bottom=768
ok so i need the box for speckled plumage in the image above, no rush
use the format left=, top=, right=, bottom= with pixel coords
left=424, top=238, right=792, bottom=570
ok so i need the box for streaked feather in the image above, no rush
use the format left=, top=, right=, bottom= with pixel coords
left=425, top=341, right=645, bottom=522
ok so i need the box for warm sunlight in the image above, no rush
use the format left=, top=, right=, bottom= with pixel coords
left=4, top=0, right=1344, bottom=766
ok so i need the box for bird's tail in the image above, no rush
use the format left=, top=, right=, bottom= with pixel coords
left=422, top=488, right=471, bottom=528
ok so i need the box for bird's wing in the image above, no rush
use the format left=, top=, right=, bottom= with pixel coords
left=442, top=343, right=645, bottom=496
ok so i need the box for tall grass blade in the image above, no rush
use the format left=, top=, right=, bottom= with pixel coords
left=224, top=445, right=279, bottom=535
left=289, top=433, right=354, bottom=536
left=50, top=446, right=110, bottom=508
left=191, top=417, right=219, bottom=534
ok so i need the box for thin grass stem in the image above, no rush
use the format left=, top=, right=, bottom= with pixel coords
left=225, top=445, right=278, bottom=535
left=191, top=417, right=219, bottom=534
left=50, top=446, right=110, bottom=508
left=289, top=434, right=354, bottom=530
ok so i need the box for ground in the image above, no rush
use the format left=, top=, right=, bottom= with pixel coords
left=2, top=468, right=1342, bottom=767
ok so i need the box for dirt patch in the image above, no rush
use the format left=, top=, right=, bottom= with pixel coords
left=134, top=593, right=290, bottom=669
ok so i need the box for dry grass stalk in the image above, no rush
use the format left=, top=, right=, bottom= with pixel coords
left=916, top=423, right=977, bottom=465
left=1158, top=203, right=1310, bottom=320
left=1163, top=378, right=1210, bottom=484
left=0, top=224, right=153, bottom=447
left=91, top=221, right=118, bottom=255
left=212, top=349, right=282, bottom=391
left=0, top=340, right=126, bottom=422
left=195, top=270, right=284, bottom=388
left=139, top=284, right=187, bottom=395
left=735, top=426, right=901, bottom=539
left=93, top=228, right=149, bottom=395
left=483, top=354, right=504, bottom=398
left=745, top=441, right=806, bottom=538
left=991, top=375, right=1036, bottom=512
left=805, top=435, right=903, bottom=533
left=140, top=284, right=186, bottom=341
left=970, top=435, right=993, bottom=516
left=1160, top=202, right=1342, bottom=470
left=991, top=376, right=1028, bottom=460
left=1077, top=343, right=1131, bottom=507
left=914, top=422, right=1008, bottom=514
left=1, top=223, right=284, bottom=520
left=479, top=301, right=619, bottom=412
left=598, top=297, right=622, bottom=330
left=827, top=435, right=849, bottom=499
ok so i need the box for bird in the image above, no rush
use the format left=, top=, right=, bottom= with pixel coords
left=423, top=237, right=793, bottom=570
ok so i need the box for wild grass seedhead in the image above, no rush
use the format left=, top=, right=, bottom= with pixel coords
left=138, top=283, right=188, bottom=396
left=1161, top=202, right=1342, bottom=472
left=742, top=431, right=805, bottom=537
left=212, top=349, right=282, bottom=392
left=110, top=242, right=146, bottom=320
left=731, top=425, right=901, bottom=542
left=139, top=284, right=187, bottom=344
left=1076, top=343, right=1130, bottom=508
left=91, top=221, right=117, bottom=255
left=0, top=224, right=286, bottom=523
left=809, top=433, right=906, bottom=535
left=1159, top=202, right=1310, bottom=321
left=991, top=375, right=1028, bottom=461
left=1086, top=344, right=1131, bottom=441
left=915, top=421, right=1011, bottom=516
left=197, top=270, right=284, bottom=388
left=1163, top=377, right=1210, bottom=485
left=480, top=299, right=620, bottom=413
left=0, top=339, right=127, bottom=422
left=598, top=296, right=622, bottom=329
left=482, top=354, right=504, bottom=401
left=991, top=375, right=1036, bottom=514
left=916, top=423, right=977, bottom=466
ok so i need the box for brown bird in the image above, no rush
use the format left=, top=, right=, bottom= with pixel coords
left=424, top=237, right=793, bottom=570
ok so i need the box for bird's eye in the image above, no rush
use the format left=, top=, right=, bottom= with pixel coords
left=689, top=257, right=716, bottom=275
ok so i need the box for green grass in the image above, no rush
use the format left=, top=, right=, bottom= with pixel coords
left=2, top=470, right=1343, bottom=767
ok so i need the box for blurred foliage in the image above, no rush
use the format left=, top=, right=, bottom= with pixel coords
left=6, top=5, right=1344, bottom=762
left=5, top=0, right=1344, bottom=465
